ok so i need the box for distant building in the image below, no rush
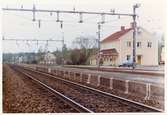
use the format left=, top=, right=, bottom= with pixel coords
left=22, top=55, right=28, bottom=63
left=90, top=24, right=159, bottom=66
left=40, top=52, right=56, bottom=65
left=18, top=56, right=23, bottom=63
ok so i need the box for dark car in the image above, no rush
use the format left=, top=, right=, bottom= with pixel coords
left=119, top=61, right=133, bottom=67
left=159, top=61, right=165, bottom=65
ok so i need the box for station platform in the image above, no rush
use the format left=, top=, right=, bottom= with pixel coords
left=19, top=64, right=164, bottom=85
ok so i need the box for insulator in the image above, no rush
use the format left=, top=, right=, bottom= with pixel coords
left=32, top=18, right=36, bottom=22
left=32, top=4, right=36, bottom=21
left=101, top=14, right=105, bottom=24
left=79, top=13, right=83, bottom=23
left=73, top=6, right=76, bottom=11
left=38, top=20, right=41, bottom=28
left=56, top=11, right=60, bottom=22
left=79, top=20, right=83, bottom=23
left=98, top=24, right=101, bottom=30
left=50, top=12, right=52, bottom=16
left=110, top=9, right=115, bottom=13
left=60, top=21, right=63, bottom=29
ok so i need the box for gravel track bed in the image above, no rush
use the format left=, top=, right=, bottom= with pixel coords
left=3, top=65, right=78, bottom=113
left=54, top=69, right=164, bottom=110
left=22, top=68, right=153, bottom=112
left=20, top=64, right=164, bottom=109
left=76, top=81, right=164, bottom=110
left=95, top=86, right=164, bottom=110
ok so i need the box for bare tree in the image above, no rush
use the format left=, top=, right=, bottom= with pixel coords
left=37, top=46, right=44, bottom=63
left=70, top=35, right=98, bottom=65
left=72, top=35, right=98, bottom=49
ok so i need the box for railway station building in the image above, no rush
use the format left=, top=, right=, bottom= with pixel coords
left=90, top=24, right=159, bottom=66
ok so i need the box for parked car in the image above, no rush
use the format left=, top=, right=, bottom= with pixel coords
left=159, top=61, right=165, bottom=65
left=119, top=61, right=133, bottom=67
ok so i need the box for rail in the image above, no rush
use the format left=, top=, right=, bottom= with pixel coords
left=12, top=66, right=93, bottom=113
left=14, top=65, right=163, bottom=112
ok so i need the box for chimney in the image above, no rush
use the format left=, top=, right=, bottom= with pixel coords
left=121, top=26, right=125, bottom=31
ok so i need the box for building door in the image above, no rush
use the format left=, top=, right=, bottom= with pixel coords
left=137, top=55, right=142, bottom=64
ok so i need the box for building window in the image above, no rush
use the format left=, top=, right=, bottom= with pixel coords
left=127, top=41, right=131, bottom=47
left=137, top=42, right=141, bottom=48
left=126, top=55, right=131, bottom=61
left=110, top=58, right=112, bottom=62
left=147, top=42, right=152, bottom=48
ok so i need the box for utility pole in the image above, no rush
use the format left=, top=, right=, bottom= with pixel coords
left=32, top=4, right=36, bottom=21
left=45, top=40, right=48, bottom=66
left=60, top=21, right=65, bottom=67
left=97, top=23, right=101, bottom=70
left=132, top=4, right=140, bottom=69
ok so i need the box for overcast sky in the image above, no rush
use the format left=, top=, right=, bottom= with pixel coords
left=2, top=0, right=165, bottom=53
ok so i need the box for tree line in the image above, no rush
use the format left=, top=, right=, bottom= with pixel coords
left=3, top=36, right=98, bottom=65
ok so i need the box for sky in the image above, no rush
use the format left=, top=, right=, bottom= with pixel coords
left=1, top=0, right=165, bottom=53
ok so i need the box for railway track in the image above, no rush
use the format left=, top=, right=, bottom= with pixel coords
left=12, top=65, right=163, bottom=112
left=11, top=65, right=93, bottom=113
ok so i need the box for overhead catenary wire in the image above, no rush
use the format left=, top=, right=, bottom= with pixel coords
left=3, top=7, right=134, bottom=17
left=2, top=10, right=130, bottom=54
left=3, top=4, right=140, bottom=69
left=3, top=11, right=131, bottom=47
left=5, top=11, right=129, bottom=28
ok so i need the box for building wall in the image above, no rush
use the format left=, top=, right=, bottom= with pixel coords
left=102, top=58, right=118, bottom=66
left=101, top=39, right=121, bottom=65
left=90, top=57, right=117, bottom=66
left=43, top=53, right=57, bottom=65
left=103, top=60, right=112, bottom=65
left=99, top=28, right=158, bottom=66
left=90, top=58, right=97, bottom=65
left=120, top=28, right=158, bottom=66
